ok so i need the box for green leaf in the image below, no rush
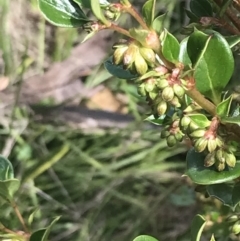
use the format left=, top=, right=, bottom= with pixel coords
left=104, top=57, right=138, bottom=80
left=145, top=114, right=165, bottom=125
left=142, top=0, right=156, bottom=27
left=186, top=148, right=240, bottom=185
left=216, top=96, right=232, bottom=118
left=185, top=9, right=199, bottom=22
left=152, top=14, right=166, bottom=34
left=221, top=116, right=240, bottom=124
left=161, top=29, right=180, bottom=64
left=38, top=0, right=89, bottom=27
left=187, top=113, right=211, bottom=128
left=0, top=179, right=20, bottom=201
left=30, top=216, right=60, bottom=241
left=225, top=35, right=240, bottom=48
left=90, top=0, right=109, bottom=25
left=133, top=235, right=159, bottom=241
left=179, top=37, right=191, bottom=66
left=191, top=214, right=206, bottom=241
left=190, top=0, right=213, bottom=18
left=30, top=229, right=47, bottom=241
left=206, top=183, right=240, bottom=210
left=207, top=184, right=236, bottom=209
left=187, top=29, right=234, bottom=103
left=0, top=155, right=14, bottom=180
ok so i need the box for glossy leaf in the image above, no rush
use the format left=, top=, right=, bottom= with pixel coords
left=161, top=29, right=180, bottom=64
left=190, top=0, right=213, bottom=18
left=30, top=229, right=46, bottom=241
left=30, top=216, right=60, bottom=241
left=145, top=114, right=165, bottom=125
left=186, top=148, right=240, bottom=185
left=0, top=155, right=14, bottom=180
left=216, top=96, right=232, bottom=118
left=221, top=116, right=240, bottom=124
left=104, top=57, right=138, bottom=80
left=179, top=37, right=191, bottom=66
left=152, top=14, right=166, bottom=34
left=0, top=179, right=20, bottom=201
left=90, top=0, right=109, bottom=25
left=191, top=214, right=206, bottom=241
left=207, top=184, right=236, bottom=209
left=133, top=235, right=159, bottom=241
left=38, top=0, right=89, bottom=27
left=226, top=35, right=240, bottom=48
left=142, top=0, right=156, bottom=27
left=187, top=29, right=234, bottom=103
left=187, top=113, right=211, bottom=128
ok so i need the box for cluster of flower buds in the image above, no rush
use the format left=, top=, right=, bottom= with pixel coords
left=113, top=40, right=156, bottom=75
left=204, top=146, right=237, bottom=171
left=137, top=67, right=186, bottom=118
left=104, top=3, right=122, bottom=21
left=160, top=118, right=184, bottom=147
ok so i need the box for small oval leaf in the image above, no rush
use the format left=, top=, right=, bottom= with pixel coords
left=179, top=37, right=191, bottom=66
left=142, top=0, right=156, bottom=27
left=187, top=29, right=234, bottom=104
left=0, top=179, right=20, bottom=201
left=216, top=95, right=233, bottom=118
left=152, top=14, right=166, bottom=34
left=38, top=0, right=89, bottom=27
left=104, top=57, right=138, bottom=79
left=186, top=148, right=240, bottom=185
left=187, top=113, right=211, bottom=128
left=90, top=0, right=110, bottom=25
left=161, top=29, right=180, bottom=64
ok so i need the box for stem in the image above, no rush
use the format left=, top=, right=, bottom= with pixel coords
left=11, top=201, right=28, bottom=233
left=122, top=5, right=149, bottom=30
left=0, top=225, right=17, bottom=235
left=108, top=23, right=132, bottom=38
left=185, top=88, right=216, bottom=116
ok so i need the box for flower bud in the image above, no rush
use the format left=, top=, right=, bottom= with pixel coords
left=204, top=152, right=216, bottom=167
left=215, top=160, right=225, bottom=171
left=123, top=44, right=138, bottom=67
left=170, top=96, right=181, bottom=107
left=173, top=84, right=185, bottom=98
left=227, top=215, right=239, bottom=223
left=175, top=132, right=183, bottom=142
left=139, top=47, right=156, bottom=65
left=156, top=78, right=169, bottom=89
left=232, top=221, right=240, bottom=235
left=190, top=129, right=206, bottom=138
left=160, top=129, right=170, bottom=138
left=149, top=91, right=158, bottom=100
left=189, top=122, right=200, bottom=132
left=137, top=83, right=147, bottom=96
left=162, top=86, right=174, bottom=102
left=225, top=152, right=236, bottom=168
left=207, top=139, right=217, bottom=153
left=194, top=137, right=208, bottom=152
left=216, top=149, right=225, bottom=163
left=180, top=116, right=191, bottom=130
left=157, top=101, right=168, bottom=116
left=155, top=65, right=169, bottom=75
left=145, top=78, right=156, bottom=92
left=113, top=46, right=128, bottom=65
left=134, top=52, right=148, bottom=75
left=167, top=135, right=177, bottom=147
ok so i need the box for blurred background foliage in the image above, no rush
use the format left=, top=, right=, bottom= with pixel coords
left=0, top=0, right=228, bottom=240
